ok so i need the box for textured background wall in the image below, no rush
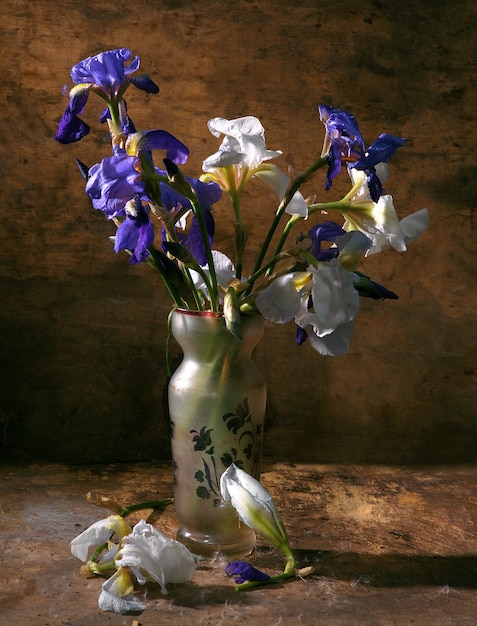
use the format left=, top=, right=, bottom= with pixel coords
left=1, top=0, right=475, bottom=464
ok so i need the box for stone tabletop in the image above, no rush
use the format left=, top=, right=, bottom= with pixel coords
left=1, top=462, right=476, bottom=625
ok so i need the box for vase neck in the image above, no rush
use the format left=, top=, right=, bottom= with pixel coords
left=171, top=310, right=264, bottom=363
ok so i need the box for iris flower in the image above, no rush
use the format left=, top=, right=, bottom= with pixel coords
left=351, top=133, right=406, bottom=202
left=70, top=515, right=132, bottom=562
left=255, top=222, right=369, bottom=355
left=341, top=169, right=430, bottom=255
left=295, top=260, right=360, bottom=354
left=225, top=561, right=271, bottom=584
left=202, top=116, right=307, bottom=216
left=114, top=196, right=154, bottom=264
left=318, top=105, right=406, bottom=202
left=220, top=464, right=295, bottom=564
left=159, top=173, right=221, bottom=265
left=256, top=254, right=363, bottom=357
left=318, top=104, right=365, bottom=189
left=55, top=48, right=159, bottom=144
left=86, top=152, right=145, bottom=218
left=115, top=520, right=196, bottom=595
left=72, top=517, right=196, bottom=615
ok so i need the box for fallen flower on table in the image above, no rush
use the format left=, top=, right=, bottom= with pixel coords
left=70, top=496, right=195, bottom=614
left=220, top=463, right=295, bottom=565
left=225, top=561, right=271, bottom=584
left=220, top=464, right=314, bottom=590
left=225, top=559, right=315, bottom=591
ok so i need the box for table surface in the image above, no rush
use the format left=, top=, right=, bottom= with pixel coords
left=1, top=461, right=476, bottom=625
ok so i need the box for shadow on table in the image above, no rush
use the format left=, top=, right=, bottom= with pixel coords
left=141, top=549, right=477, bottom=612
left=295, top=549, right=477, bottom=588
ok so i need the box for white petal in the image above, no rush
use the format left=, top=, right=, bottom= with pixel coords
left=70, top=515, right=131, bottom=562
left=70, top=522, right=111, bottom=562
left=254, top=164, right=289, bottom=198
left=255, top=274, right=302, bottom=323
left=375, top=162, right=390, bottom=184
left=220, top=464, right=271, bottom=506
left=285, top=191, right=308, bottom=218
left=401, top=208, right=429, bottom=243
left=116, top=520, right=195, bottom=595
left=370, top=194, right=406, bottom=253
left=98, top=589, right=146, bottom=615
left=307, top=320, right=355, bottom=356
left=211, top=250, right=236, bottom=283
left=219, top=464, right=289, bottom=549
left=206, top=116, right=281, bottom=171
left=207, top=116, right=264, bottom=139
left=308, top=261, right=359, bottom=336
left=202, top=148, right=244, bottom=171
left=98, top=567, right=146, bottom=615
left=335, top=230, right=372, bottom=267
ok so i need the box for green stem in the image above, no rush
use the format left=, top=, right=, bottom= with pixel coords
left=146, top=246, right=185, bottom=308
left=231, top=192, right=245, bottom=280
left=119, top=497, right=174, bottom=518
left=89, top=560, right=117, bottom=575
left=234, top=559, right=300, bottom=591
left=235, top=571, right=295, bottom=591
left=246, top=156, right=327, bottom=294
left=307, top=199, right=349, bottom=214
left=184, top=265, right=206, bottom=311
left=264, top=214, right=302, bottom=277
left=246, top=252, right=289, bottom=286
left=90, top=541, right=110, bottom=563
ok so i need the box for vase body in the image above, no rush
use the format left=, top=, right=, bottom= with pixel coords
left=168, top=309, right=266, bottom=558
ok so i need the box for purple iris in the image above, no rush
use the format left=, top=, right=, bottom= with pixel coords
left=351, top=133, right=406, bottom=202
left=160, top=174, right=221, bottom=265
left=85, top=131, right=190, bottom=218
left=114, top=196, right=154, bottom=264
left=225, top=561, right=271, bottom=584
left=86, top=153, right=145, bottom=218
left=55, top=90, right=90, bottom=144
left=71, top=48, right=159, bottom=96
left=318, top=105, right=406, bottom=201
left=100, top=100, right=137, bottom=136
left=308, top=221, right=346, bottom=260
left=318, top=104, right=365, bottom=190
left=55, top=48, right=159, bottom=144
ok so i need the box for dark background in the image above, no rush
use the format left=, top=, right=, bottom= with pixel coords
left=1, top=0, right=475, bottom=465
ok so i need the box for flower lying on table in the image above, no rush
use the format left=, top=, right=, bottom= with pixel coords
left=70, top=467, right=308, bottom=614
left=70, top=498, right=196, bottom=615
left=221, top=464, right=313, bottom=590
left=55, top=48, right=429, bottom=356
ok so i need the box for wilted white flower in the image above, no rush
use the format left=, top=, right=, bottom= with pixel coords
left=115, top=519, right=196, bottom=594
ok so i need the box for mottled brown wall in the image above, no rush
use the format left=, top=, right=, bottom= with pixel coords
left=1, top=0, right=476, bottom=464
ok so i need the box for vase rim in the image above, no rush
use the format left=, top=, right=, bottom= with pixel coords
left=173, top=308, right=223, bottom=318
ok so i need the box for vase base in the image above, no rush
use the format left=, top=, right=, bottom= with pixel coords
left=176, top=526, right=256, bottom=559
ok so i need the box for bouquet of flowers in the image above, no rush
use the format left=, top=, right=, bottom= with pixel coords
left=56, top=48, right=430, bottom=615
left=55, top=48, right=428, bottom=357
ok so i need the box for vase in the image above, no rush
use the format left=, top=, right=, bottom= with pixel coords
left=168, top=308, right=267, bottom=558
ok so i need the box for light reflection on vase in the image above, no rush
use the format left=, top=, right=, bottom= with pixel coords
left=168, top=309, right=266, bottom=558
